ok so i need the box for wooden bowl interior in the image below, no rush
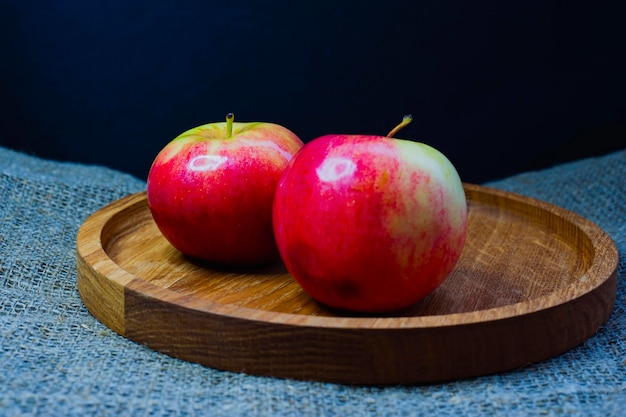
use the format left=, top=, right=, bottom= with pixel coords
left=102, top=188, right=595, bottom=318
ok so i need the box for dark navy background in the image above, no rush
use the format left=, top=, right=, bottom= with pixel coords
left=1, top=1, right=625, bottom=183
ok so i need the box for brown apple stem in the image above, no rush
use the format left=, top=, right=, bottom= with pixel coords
left=387, top=114, right=413, bottom=137
left=226, top=113, right=234, bottom=138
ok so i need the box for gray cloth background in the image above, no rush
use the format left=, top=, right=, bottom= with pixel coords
left=1, top=145, right=624, bottom=416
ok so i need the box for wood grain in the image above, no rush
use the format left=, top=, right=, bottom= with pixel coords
left=76, top=184, right=618, bottom=384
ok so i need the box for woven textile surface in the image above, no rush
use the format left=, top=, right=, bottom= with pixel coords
left=1, top=145, right=624, bottom=416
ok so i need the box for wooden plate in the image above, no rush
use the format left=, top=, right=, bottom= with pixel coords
left=76, top=184, right=618, bottom=385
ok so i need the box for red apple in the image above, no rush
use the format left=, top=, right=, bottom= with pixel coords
left=147, top=113, right=303, bottom=265
left=273, top=116, right=468, bottom=312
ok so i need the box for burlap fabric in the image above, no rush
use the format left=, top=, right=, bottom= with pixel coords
left=1, top=145, right=624, bottom=416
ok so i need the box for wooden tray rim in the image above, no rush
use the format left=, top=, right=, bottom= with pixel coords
left=78, top=184, right=619, bottom=330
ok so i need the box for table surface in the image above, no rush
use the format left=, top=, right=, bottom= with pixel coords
left=1, top=145, right=624, bottom=417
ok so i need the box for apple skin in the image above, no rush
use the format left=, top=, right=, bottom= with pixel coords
left=147, top=120, right=303, bottom=265
left=273, top=134, right=468, bottom=313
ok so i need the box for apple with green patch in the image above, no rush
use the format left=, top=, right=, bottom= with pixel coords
left=273, top=115, right=468, bottom=312
left=147, top=113, right=303, bottom=265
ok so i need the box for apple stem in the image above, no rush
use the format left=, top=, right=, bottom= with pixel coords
left=226, top=113, right=234, bottom=138
left=387, top=114, right=413, bottom=137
